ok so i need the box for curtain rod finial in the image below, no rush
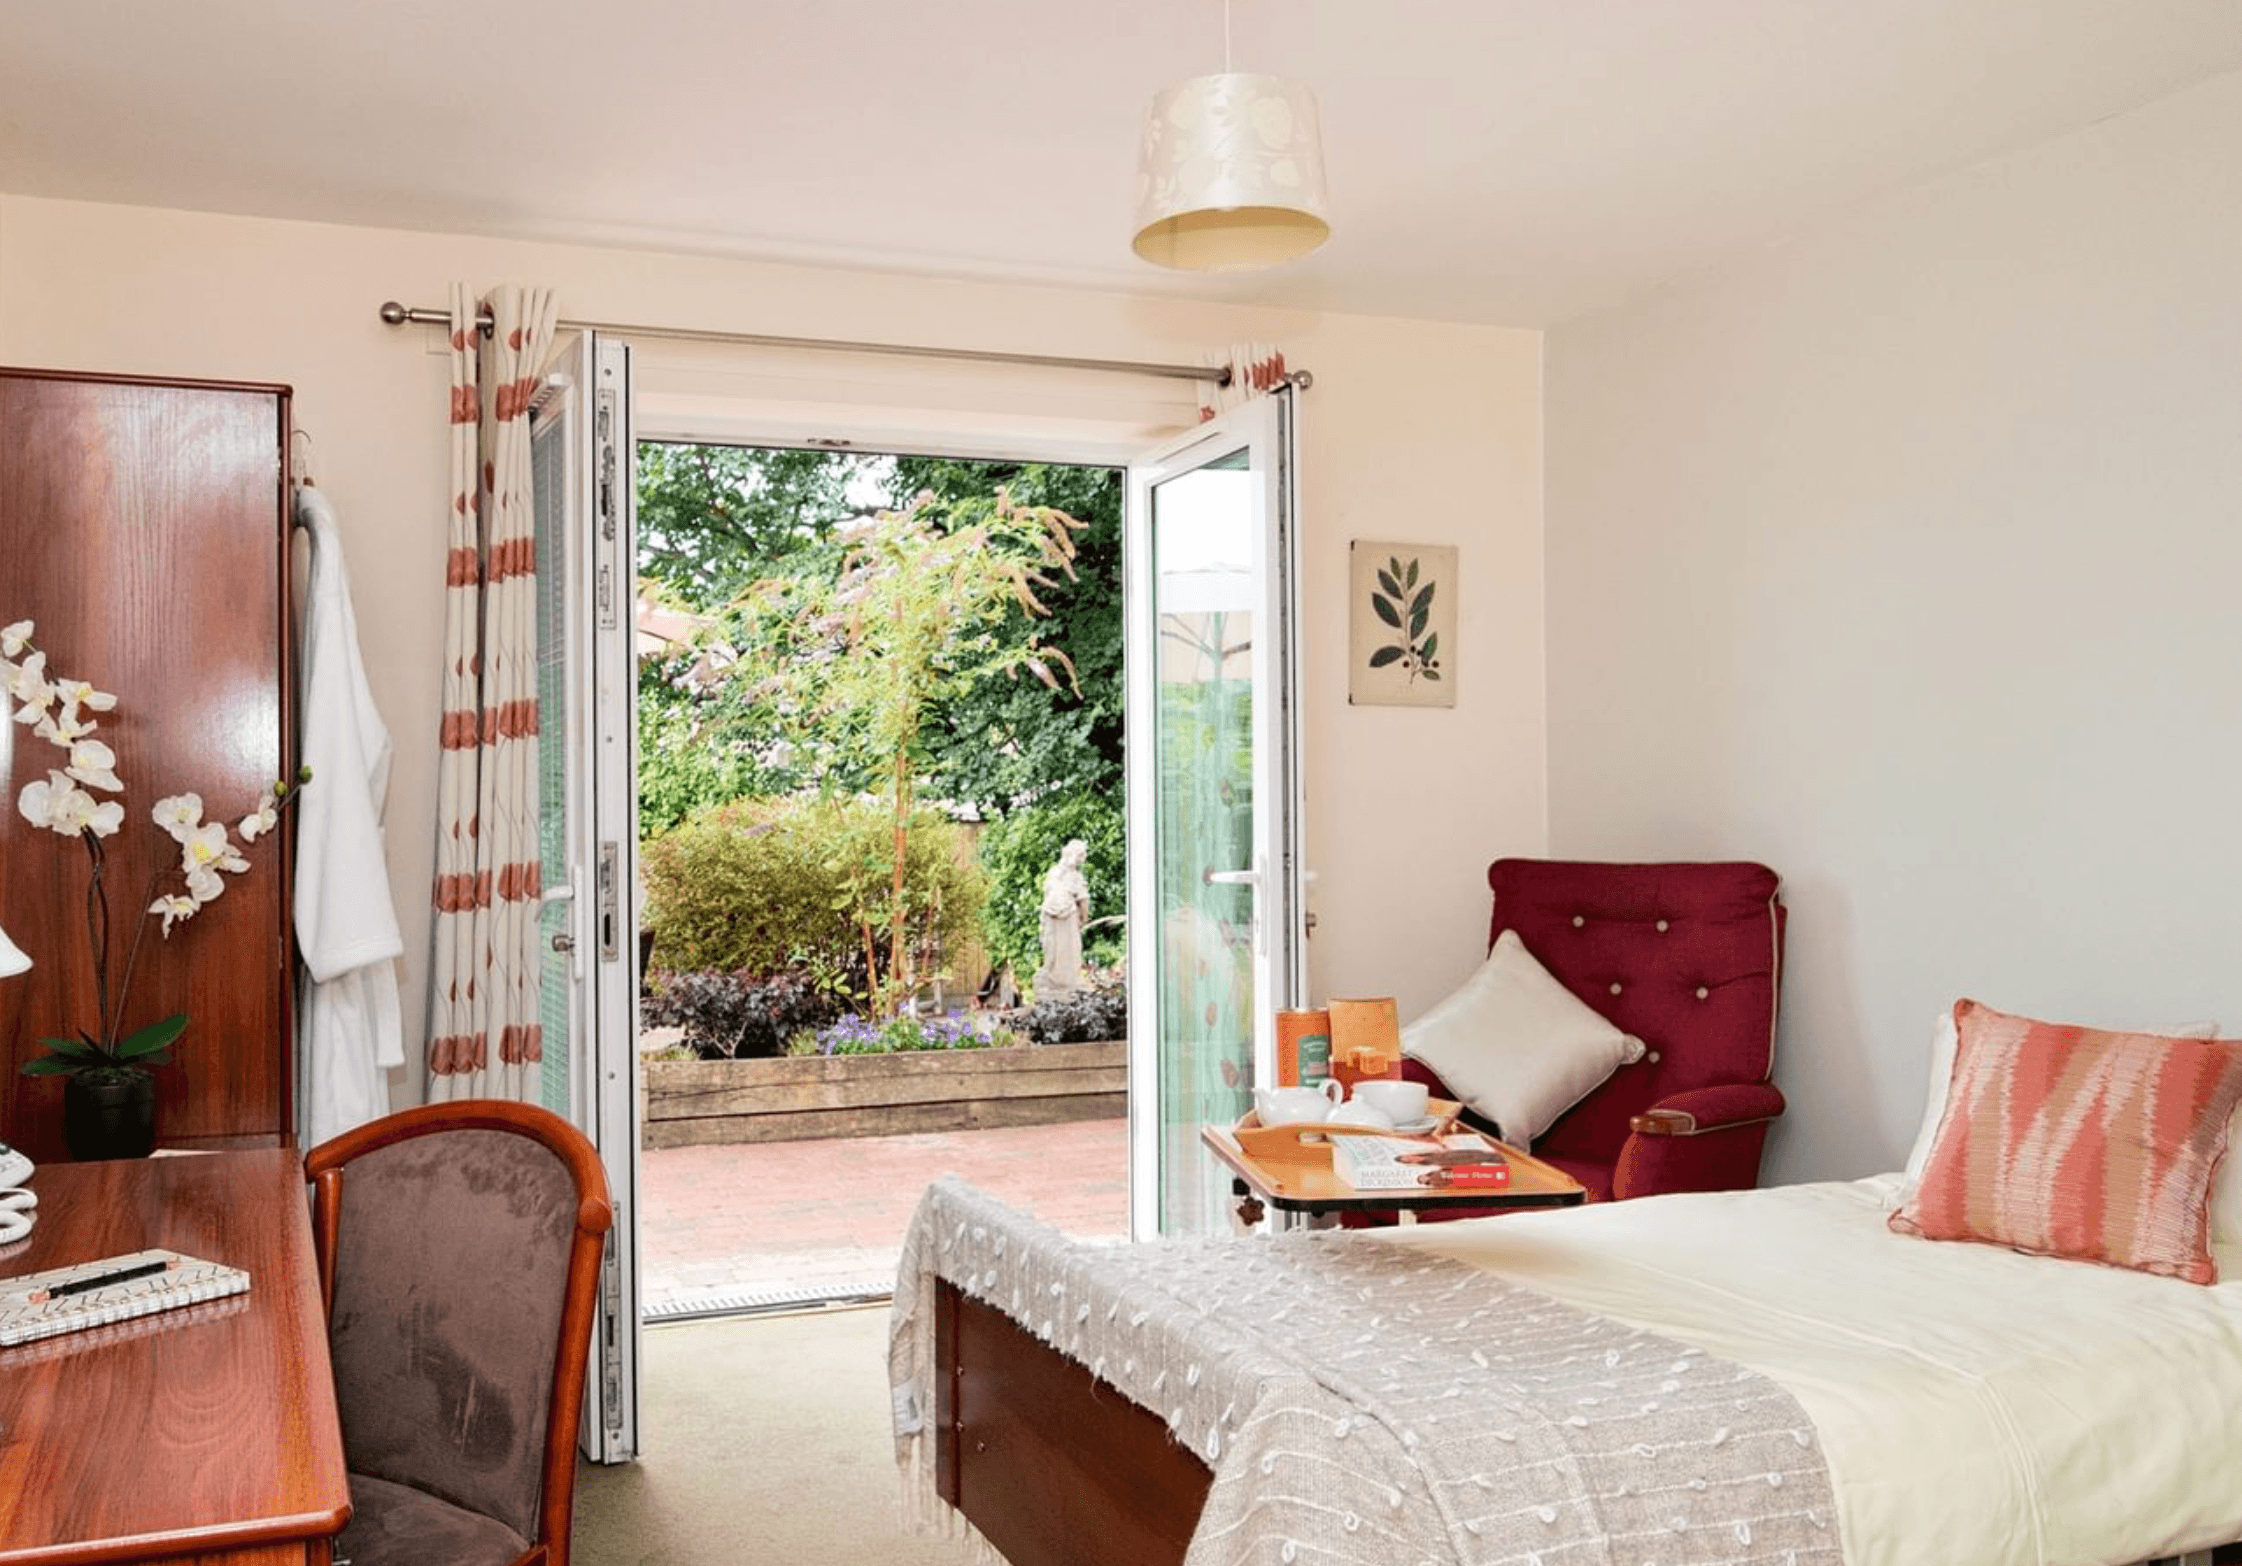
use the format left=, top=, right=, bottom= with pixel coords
left=378, top=301, right=410, bottom=325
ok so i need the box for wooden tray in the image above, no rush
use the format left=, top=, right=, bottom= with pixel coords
left=1230, top=1098, right=1465, bottom=1173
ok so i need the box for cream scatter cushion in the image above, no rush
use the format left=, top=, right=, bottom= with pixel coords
left=1400, top=929, right=1645, bottom=1145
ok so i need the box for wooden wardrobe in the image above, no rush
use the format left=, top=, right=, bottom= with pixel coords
left=0, top=368, right=295, bottom=1162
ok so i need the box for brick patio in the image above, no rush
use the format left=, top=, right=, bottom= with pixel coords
left=638, top=1116, right=1129, bottom=1316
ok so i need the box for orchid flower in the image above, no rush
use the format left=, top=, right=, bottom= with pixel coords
left=179, top=820, right=249, bottom=879
left=149, top=894, right=200, bottom=935
left=238, top=788, right=282, bottom=843
left=152, top=793, right=205, bottom=842
left=54, top=678, right=116, bottom=713
left=183, top=865, right=226, bottom=906
left=8, top=651, right=52, bottom=725
left=20, top=771, right=126, bottom=838
left=0, top=621, right=30, bottom=659
left=17, top=772, right=76, bottom=835
left=35, top=703, right=96, bottom=745
left=65, top=737, right=123, bottom=793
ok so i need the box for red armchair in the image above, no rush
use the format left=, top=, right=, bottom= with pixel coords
left=1403, top=859, right=1787, bottom=1205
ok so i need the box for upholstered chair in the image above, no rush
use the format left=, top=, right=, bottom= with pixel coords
left=1404, top=859, right=1787, bottom=1205
left=305, top=1100, right=613, bottom=1566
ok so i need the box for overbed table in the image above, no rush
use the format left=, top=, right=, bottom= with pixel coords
left=1200, top=1119, right=1587, bottom=1226
left=0, top=1149, right=350, bottom=1565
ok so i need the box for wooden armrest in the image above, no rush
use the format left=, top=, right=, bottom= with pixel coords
left=1629, top=1108, right=1697, bottom=1136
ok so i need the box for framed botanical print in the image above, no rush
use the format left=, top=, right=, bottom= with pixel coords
left=1348, top=541, right=1456, bottom=708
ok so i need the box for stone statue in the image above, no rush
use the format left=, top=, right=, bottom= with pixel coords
left=1034, top=839, right=1092, bottom=1000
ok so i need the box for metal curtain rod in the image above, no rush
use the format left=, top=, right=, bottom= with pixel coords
left=376, top=301, right=1230, bottom=386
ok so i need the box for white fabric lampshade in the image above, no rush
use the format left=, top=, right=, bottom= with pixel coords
left=0, top=921, right=28, bottom=979
left=1133, top=72, right=1331, bottom=272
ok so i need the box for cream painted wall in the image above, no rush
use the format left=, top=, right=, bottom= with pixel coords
left=0, top=196, right=1544, bottom=1106
left=1544, top=71, right=2242, bottom=1185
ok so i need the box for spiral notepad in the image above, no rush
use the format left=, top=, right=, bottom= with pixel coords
left=0, top=1249, right=250, bottom=1346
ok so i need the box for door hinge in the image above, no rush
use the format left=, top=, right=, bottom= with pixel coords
left=599, top=1231, right=624, bottom=1441
left=595, top=386, right=620, bottom=630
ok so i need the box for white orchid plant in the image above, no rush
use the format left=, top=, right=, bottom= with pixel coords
left=3, top=619, right=307, bottom=1084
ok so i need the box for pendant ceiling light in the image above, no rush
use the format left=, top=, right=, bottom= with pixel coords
left=1132, top=1, right=1330, bottom=272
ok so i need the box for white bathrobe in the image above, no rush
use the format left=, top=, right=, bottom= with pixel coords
left=293, top=486, right=405, bottom=1148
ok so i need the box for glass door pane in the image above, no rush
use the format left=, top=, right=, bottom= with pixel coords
left=1125, top=393, right=1303, bottom=1236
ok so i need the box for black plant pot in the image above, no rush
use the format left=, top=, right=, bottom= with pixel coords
left=62, top=1071, right=157, bottom=1161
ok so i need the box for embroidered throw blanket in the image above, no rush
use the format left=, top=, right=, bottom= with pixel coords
left=892, top=1178, right=1845, bottom=1566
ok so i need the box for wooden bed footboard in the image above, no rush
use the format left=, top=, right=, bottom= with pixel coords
left=936, top=1278, right=1209, bottom=1566
left=933, top=1277, right=2242, bottom=1566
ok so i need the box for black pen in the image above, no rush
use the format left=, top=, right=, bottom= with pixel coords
left=29, top=1258, right=176, bottom=1302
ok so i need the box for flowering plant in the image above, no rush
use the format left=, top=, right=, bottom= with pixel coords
left=3, top=619, right=306, bottom=1084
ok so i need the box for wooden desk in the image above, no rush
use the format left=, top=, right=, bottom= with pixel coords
left=0, top=1149, right=349, bottom=1565
left=1201, top=1120, right=1586, bottom=1224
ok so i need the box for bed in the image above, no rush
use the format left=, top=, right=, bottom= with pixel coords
left=890, top=1172, right=2242, bottom=1566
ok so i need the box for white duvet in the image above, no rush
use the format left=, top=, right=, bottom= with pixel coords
left=1367, top=1175, right=2242, bottom=1566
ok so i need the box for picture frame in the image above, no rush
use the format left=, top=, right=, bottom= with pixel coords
left=1348, top=541, right=1456, bottom=708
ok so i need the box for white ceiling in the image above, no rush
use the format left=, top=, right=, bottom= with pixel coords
left=4, top=1, right=2239, bottom=327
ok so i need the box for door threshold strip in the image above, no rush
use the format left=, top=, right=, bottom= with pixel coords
left=644, top=1279, right=893, bottom=1323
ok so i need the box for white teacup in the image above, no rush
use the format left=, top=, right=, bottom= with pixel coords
left=1351, top=1079, right=1430, bottom=1124
left=1324, top=1098, right=1395, bottom=1129
left=1255, top=1081, right=1342, bottom=1125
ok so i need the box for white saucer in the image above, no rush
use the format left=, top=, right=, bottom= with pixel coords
left=1389, top=1115, right=1440, bottom=1134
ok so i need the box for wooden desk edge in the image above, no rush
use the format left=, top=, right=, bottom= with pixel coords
left=0, top=1501, right=355, bottom=1566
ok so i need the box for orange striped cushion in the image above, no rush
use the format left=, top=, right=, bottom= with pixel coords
left=1889, top=999, right=2242, bottom=1283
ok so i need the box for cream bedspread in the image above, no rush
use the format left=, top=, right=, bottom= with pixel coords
left=1372, top=1175, right=2242, bottom=1566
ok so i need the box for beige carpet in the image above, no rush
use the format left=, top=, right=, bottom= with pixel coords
left=571, top=1304, right=980, bottom=1566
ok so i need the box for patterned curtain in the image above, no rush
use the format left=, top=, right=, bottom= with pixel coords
left=1198, top=341, right=1290, bottom=422
left=428, top=283, right=560, bottom=1101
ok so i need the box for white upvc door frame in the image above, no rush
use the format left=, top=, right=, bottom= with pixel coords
left=534, top=330, right=643, bottom=1464
left=1122, top=390, right=1306, bottom=1238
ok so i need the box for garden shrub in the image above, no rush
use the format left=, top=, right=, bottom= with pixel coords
left=1017, top=973, right=1129, bottom=1045
left=641, top=969, right=841, bottom=1060
left=977, top=789, right=1126, bottom=986
left=641, top=795, right=986, bottom=998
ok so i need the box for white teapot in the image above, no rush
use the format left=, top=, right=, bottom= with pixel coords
left=1253, top=1081, right=1343, bottom=1125
left=1324, top=1097, right=1396, bottom=1129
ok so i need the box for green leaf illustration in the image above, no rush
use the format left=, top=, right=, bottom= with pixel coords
left=1371, top=594, right=1402, bottom=629
left=1367, top=646, right=1404, bottom=668
left=1421, top=632, right=1439, bottom=661
left=1405, top=558, right=1420, bottom=588
left=1376, top=567, right=1401, bottom=597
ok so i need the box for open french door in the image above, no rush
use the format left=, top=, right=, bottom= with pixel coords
left=1123, top=391, right=1306, bottom=1237
left=530, top=331, right=642, bottom=1462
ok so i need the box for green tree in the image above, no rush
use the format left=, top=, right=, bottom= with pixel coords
left=735, top=491, right=1083, bottom=1015
left=888, top=458, right=1124, bottom=812
left=636, top=442, right=876, bottom=607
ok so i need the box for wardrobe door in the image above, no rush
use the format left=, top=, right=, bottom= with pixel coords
left=0, top=369, right=294, bottom=1162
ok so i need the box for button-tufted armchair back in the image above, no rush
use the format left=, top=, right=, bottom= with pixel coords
left=1400, top=859, right=1786, bottom=1204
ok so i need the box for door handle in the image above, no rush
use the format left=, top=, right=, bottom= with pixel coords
left=1205, top=869, right=1257, bottom=886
